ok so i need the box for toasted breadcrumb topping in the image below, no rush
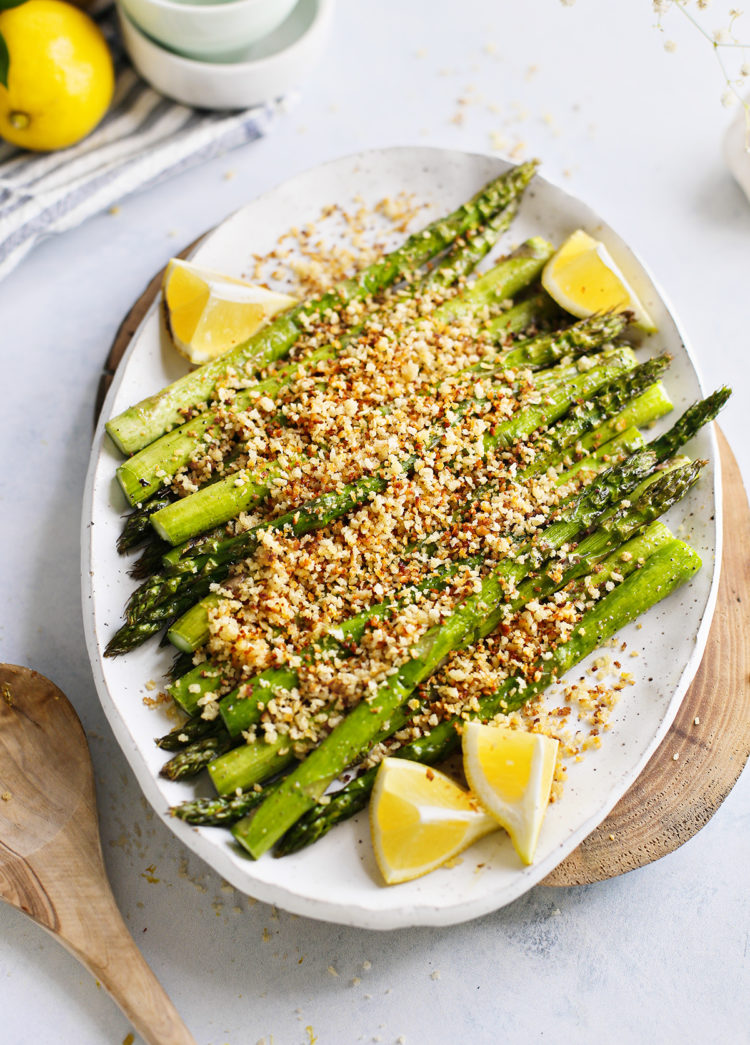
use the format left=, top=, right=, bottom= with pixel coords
left=169, top=200, right=638, bottom=788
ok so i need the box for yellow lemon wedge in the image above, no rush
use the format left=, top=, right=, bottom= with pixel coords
left=162, top=258, right=297, bottom=365
left=542, top=229, right=656, bottom=333
left=462, top=723, right=559, bottom=865
left=369, top=758, right=497, bottom=885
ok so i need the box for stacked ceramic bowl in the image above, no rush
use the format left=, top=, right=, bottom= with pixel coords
left=117, top=0, right=334, bottom=108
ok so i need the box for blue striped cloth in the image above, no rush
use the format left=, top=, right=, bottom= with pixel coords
left=0, top=8, right=292, bottom=282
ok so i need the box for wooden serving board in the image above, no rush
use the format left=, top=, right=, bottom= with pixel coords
left=96, top=256, right=750, bottom=889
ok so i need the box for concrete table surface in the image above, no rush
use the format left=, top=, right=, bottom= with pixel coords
left=1, top=2, right=748, bottom=1042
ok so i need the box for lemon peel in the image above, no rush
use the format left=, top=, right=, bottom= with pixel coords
left=462, top=722, right=558, bottom=865
left=369, top=758, right=497, bottom=885
left=542, top=229, right=656, bottom=333
left=162, top=258, right=297, bottom=365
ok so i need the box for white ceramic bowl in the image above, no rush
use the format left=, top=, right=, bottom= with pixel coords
left=724, top=99, right=750, bottom=204
left=118, top=0, right=297, bottom=62
left=117, top=0, right=334, bottom=109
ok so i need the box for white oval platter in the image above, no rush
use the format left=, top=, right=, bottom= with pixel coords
left=82, top=146, right=721, bottom=930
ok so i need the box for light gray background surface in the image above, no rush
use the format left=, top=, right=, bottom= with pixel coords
left=1, top=2, right=748, bottom=1043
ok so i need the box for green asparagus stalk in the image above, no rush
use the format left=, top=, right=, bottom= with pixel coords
left=159, top=730, right=234, bottom=781
left=119, top=284, right=555, bottom=554
left=114, top=203, right=535, bottom=508
left=147, top=243, right=563, bottom=546
left=228, top=408, right=706, bottom=858
left=275, top=527, right=700, bottom=854
left=110, top=352, right=668, bottom=666
left=166, top=424, right=644, bottom=657
left=168, top=594, right=224, bottom=654
left=516, top=360, right=672, bottom=476
left=167, top=660, right=229, bottom=716
left=233, top=441, right=705, bottom=859
left=168, top=650, right=196, bottom=682
left=106, top=348, right=636, bottom=655
left=128, top=538, right=171, bottom=580
left=207, top=455, right=699, bottom=797
left=117, top=282, right=554, bottom=573
left=207, top=427, right=647, bottom=743
left=156, top=715, right=221, bottom=751
left=163, top=363, right=674, bottom=662
left=106, top=162, right=539, bottom=456
left=158, top=319, right=641, bottom=579
left=231, top=386, right=732, bottom=846
left=172, top=786, right=271, bottom=826
left=173, top=518, right=677, bottom=827
left=154, top=346, right=636, bottom=582
left=486, top=290, right=559, bottom=337
left=163, top=424, right=647, bottom=778
left=178, top=518, right=674, bottom=826
left=485, top=290, right=559, bottom=336
left=159, top=352, right=671, bottom=576
left=117, top=494, right=174, bottom=552
left=163, top=423, right=648, bottom=766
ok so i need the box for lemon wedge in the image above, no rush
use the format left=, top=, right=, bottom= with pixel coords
left=162, top=258, right=297, bottom=365
left=542, top=229, right=656, bottom=333
left=369, top=758, right=497, bottom=885
left=462, top=723, right=559, bottom=865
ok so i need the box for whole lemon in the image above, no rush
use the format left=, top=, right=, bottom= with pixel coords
left=0, top=0, right=114, bottom=151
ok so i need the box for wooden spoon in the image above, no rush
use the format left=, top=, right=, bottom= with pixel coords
left=0, top=664, right=197, bottom=1045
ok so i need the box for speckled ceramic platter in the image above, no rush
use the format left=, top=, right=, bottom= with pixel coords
left=82, top=147, right=721, bottom=929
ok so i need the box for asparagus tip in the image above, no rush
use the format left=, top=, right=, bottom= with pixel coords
left=104, top=635, right=126, bottom=658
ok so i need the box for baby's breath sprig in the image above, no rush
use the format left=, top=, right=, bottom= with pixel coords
left=653, top=0, right=750, bottom=141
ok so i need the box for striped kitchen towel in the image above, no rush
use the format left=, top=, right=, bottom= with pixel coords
left=0, top=10, right=293, bottom=283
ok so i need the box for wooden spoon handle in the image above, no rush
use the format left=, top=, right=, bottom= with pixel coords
left=16, top=796, right=197, bottom=1045
left=0, top=665, right=196, bottom=1042
left=61, top=883, right=198, bottom=1045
